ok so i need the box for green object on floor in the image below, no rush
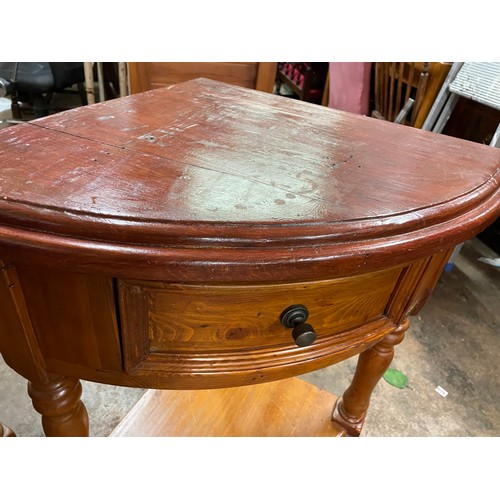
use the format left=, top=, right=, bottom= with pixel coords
left=383, top=368, right=408, bottom=389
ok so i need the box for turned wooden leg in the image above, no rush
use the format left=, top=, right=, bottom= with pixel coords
left=0, top=422, right=16, bottom=437
left=27, top=373, right=89, bottom=437
left=332, top=318, right=410, bottom=436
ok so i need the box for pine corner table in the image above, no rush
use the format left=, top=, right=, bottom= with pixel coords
left=0, top=78, right=498, bottom=437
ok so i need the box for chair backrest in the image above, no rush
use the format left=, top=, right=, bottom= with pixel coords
left=372, top=62, right=452, bottom=128
left=372, top=62, right=429, bottom=125
left=49, top=63, right=85, bottom=89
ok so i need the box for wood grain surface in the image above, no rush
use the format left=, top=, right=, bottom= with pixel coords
left=0, top=78, right=497, bottom=282
left=110, top=377, right=346, bottom=437
left=120, top=267, right=401, bottom=353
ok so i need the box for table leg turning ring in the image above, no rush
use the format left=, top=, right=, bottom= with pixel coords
left=0, top=421, right=16, bottom=437
left=332, top=318, right=410, bottom=436
left=27, top=373, right=89, bottom=437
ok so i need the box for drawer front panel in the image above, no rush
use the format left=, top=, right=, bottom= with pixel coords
left=118, top=267, right=402, bottom=372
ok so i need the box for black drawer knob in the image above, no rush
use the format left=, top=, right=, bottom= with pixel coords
left=280, top=304, right=317, bottom=347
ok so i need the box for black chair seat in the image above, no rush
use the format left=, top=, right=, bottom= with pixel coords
left=0, top=63, right=54, bottom=93
left=0, top=62, right=86, bottom=119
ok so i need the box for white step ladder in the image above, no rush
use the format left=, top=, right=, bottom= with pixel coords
left=422, top=62, right=500, bottom=270
left=422, top=62, right=500, bottom=147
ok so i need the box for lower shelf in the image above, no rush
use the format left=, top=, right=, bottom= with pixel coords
left=110, top=377, right=346, bottom=437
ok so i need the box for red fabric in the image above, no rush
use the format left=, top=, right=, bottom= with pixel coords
left=328, top=62, right=372, bottom=115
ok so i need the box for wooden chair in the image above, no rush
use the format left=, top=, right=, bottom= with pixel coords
left=372, top=62, right=451, bottom=128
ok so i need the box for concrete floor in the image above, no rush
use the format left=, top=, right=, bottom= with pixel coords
left=0, top=237, right=498, bottom=437
left=303, top=237, right=500, bottom=437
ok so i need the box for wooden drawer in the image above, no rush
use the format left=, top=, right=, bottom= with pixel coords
left=118, top=267, right=402, bottom=381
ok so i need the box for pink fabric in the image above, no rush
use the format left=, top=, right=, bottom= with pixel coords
left=328, top=62, right=372, bottom=115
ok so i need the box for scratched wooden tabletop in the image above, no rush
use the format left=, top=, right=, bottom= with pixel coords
left=0, top=78, right=498, bottom=280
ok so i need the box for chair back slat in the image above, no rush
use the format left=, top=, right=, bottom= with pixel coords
left=372, top=62, right=447, bottom=127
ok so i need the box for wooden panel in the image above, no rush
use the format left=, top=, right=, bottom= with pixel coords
left=110, top=377, right=346, bottom=437
left=0, top=261, right=47, bottom=382
left=149, top=62, right=258, bottom=89
left=129, top=62, right=277, bottom=94
left=14, top=265, right=122, bottom=372
left=385, top=250, right=452, bottom=324
left=255, top=62, right=278, bottom=92
left=442, top=96, right=500, bottom=144
left=127, top=62, right=151, bottom=95
left=119, top=267, right=402, bottom=365
left=406, top=249, right=453, bottom=316
left=385, top=257, right=432, bottom=325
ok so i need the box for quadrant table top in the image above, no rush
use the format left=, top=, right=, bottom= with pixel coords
left=0, top=78, right=498, bottom=281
